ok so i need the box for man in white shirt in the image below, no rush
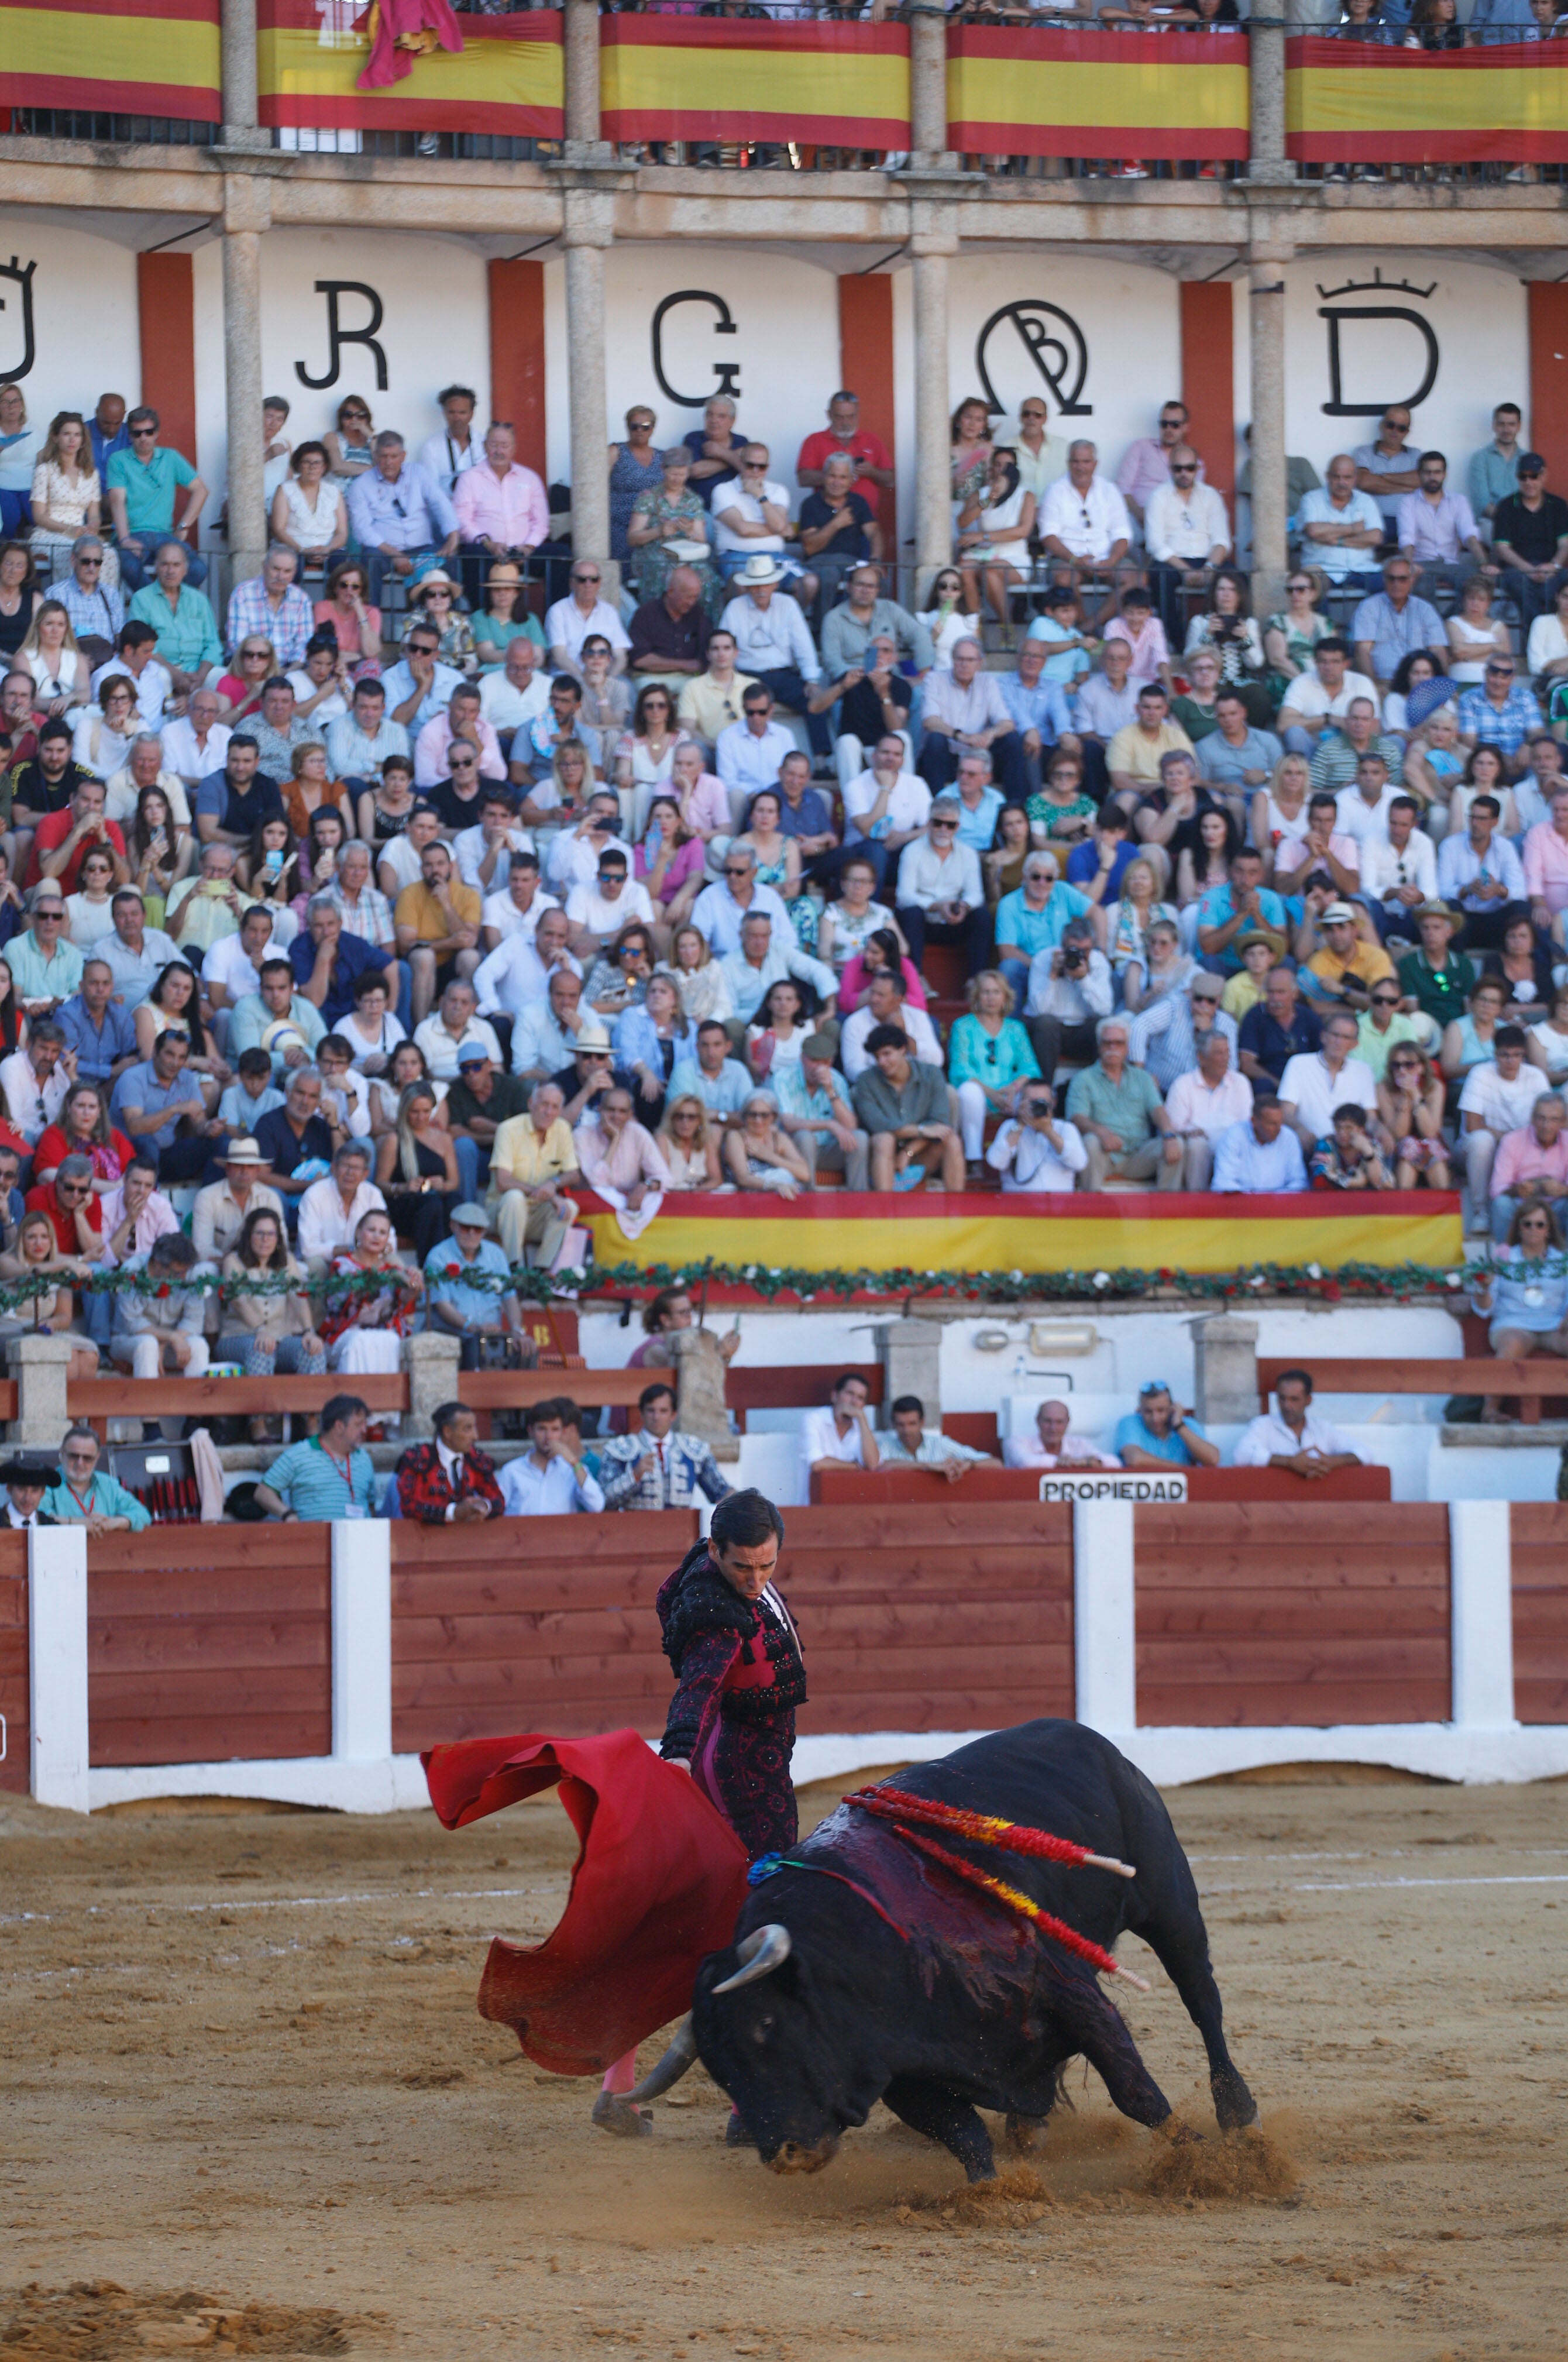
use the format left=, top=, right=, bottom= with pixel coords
left=1278, top=639, right=1379, bottom=757
left=715, top=682, right=800, bottom=800
left=713, top=445, right=818, bottom=601
left=411, top=979, right=503, bottom=1081
left=1457, top=1024, right=1543, bottom=1228
left=563, top=850, right=656, bottom=954
left=477, top=636, right=552, bottom=742
left=1359, top=794, right=1437, bottom=937
left=451, top=797, right=534, bottom=896
left=1144, top=445, right=1231, bottom=638
left=541, top=795, right=632, bottom=898
left=0, top=1026, right=70, bottom=1142
left=986, top=1084, right=1088, bottom=1192
left=159, top=687, right=231, bottom=787
left=1164, top=1031, right=1253, bottom=1189
left=842, top=733, right=931, bottom=896
left=893, top=797, right=988, bottom=972
left=481, top=855, right=560, bottom=953
left=1298, top=455, right=1385, bottom=588
left=415, top=386, right=481, bottom=497
left=717, top=909, right=837, bottom=1027
left=499, top=1400, right=605, bottom=1515
left=800, top=1371, right=880, bottom=1485
left=295, top=1141, right=387, bottom=1271
left=879, top=1395, right=998, bottom=1480
left=1278, top=1011, right=1379, bottom=1147
left=102, top=733, right=192, bottom=829
left=690, top=848, right=795, bottom=958
left=838, top=969, right=943, bottom=1082
left=1002, top=1396, right=1119, bottom=1469
left=544, top=562, right=630, bottom=679
left=93, top=631, right=171, bottom=729
left=1038, top=441, right=1134, bottom=602
left=1332, top=742, right=1403, bottom=847
left=473, top=905, right=580, bottom=1017
left=718, top=559, right=830, bottom=765
left=1233, top=1369, right=1362, bottom=1477
left=376, top=803, right=445, bottom=903
left=203, top=905, right=278, bottom=1033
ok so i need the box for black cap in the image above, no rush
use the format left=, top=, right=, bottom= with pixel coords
left=1518, top=451, right=1548, bottom=474
left=0, top=1457, right=59, bottom=1487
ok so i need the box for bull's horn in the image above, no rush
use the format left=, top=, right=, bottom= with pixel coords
left=625, top=2016, right=697, bottom=2103
left=711, top=1923, right=792, bottom=1994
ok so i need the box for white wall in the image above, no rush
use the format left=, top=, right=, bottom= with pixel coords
left=0, top=217, right=141, bottom=440
left=943, top=253, right=1184, bottom=475
left=1279, top=250, right=1528, bottom=483
left=599, top=244, right=842, bottom=495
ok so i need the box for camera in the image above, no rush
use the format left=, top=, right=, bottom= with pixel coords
left=1023, top=1096, right=1053, bottom=1122
left=1062, top=946, right=1088, bottom=972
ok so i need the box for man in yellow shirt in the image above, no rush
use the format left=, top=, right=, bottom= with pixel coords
left=1301, top=897, right=1394, bottom=1017
left=393, top=838, right=480, bottom=1022
left=487, top=1077, right=580, bottom=1267
left=1106, top=682, right=1195, bottom=807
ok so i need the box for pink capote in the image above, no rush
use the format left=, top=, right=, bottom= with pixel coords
left=422, top=1729, right=749, bottom=2076
left=355, top=0, right=463, bottom=91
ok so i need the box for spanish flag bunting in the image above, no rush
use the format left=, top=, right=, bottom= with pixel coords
left=1287, top=33, right=1568, bottom=163
left=600, top=16, right=910, bottom=148
left=0, top=0, right=221, bottom=121
left=947, top=26, right=1249, bottom=161
left=256, top=0, right=562, bottom=132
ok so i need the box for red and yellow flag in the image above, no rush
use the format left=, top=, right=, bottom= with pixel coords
left=1287, top=33, right=1568, bottom=164
left=0, top=0, right=221, bottom=121
left=600, top=16, right=910, bottom=148
left=948, top=25, right=1249, bottom=161
left=256, top=0, right=562, bottom=133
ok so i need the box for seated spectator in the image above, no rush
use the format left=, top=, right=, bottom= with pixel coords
left=452, top=423, right=549, bottom=614
left=1309, top=1101, right=1394, bottom=1190
left=1235, top=1368, right=1363, bottom=1476
left=193, top=738, right=284, bottom=852
left=948, top=969, right=1041, bottom=1171
left=71, top=675, right=140, bottom=785
left=396, top=1396, right=506, bottom=1523
left=879, top=1393, right=998, bottom=1480
left=986, top=1078, right=1087, bottom=1193
left=713, top=444, right=816, bottom=604
left=1027, top=751, right=1098, bottom=858
left=1122, top=914, right=1193, bottom=1018
left=802, top=1369, right=881, bottom=1482
left=1459, top=1026, right=1550, bottom=1226
left=227, top=545, right=312, bottom=673
left=9, top=889, right=84, bottom=1019
left=395, top=839, right=481, bottom=1023
left=1195, top=690, right=1281, bottom=797
left=1489, top=1090, right=1568, bottom=1243
left=719, top=556, right=828, bottom=764
left=1164, top=1029, right=1252, bottom=1189
left=256, top=1392, right=376, bottom=1521
left=1396, top=449, right=1484, bottom=600
left=498, top=1396, right=606, bottom=1515
left=191, top=1134, right=284, bottom=1262
left=918, top=638, right=1027, bottom=802
left=344, top=434, right=458, bottom=610
left=2, top=1018, right=70, bottom=1140
left=374, top=1081, right=459, bottom=1259
left=657, top=1088, right=724, bottom=1190
left=0, top=1206, right=98, bottom=1377
left=1436, top=793, right=1529, bottom=952
left=711, top=682, right=796, bottom=809
left=329, top=679, right=412, bottom=800
left=318, top=1206, right=421, bottom=1412
left=1278, top=638, right=1379, bottom=761
left=1360, top=795, right=1438, bottom=941
left=54, top=955, right=138, bottom=1091
left=215, top=1205, right=325, bottom=1435
left=1278, top=1010, right=1378, bottom=1149
left=574, top=1084, right=671, bottom=1237
left=1318, top=720, right=1403, bottom=816
left=1456, top=655, right=1543, bottom=779
left=1177, top=807, right=1244, bottom=912
left=487, top=1079, right=579, bottom=1266
left=1023, top=914, right=1113, bottom=1088
left=110, top=1027, right=215, bottom=1185
left=1003, top=1395, right=1122, bottom=1471
left=109, top=1229, right=210, bottom=1381
left=1107, top=684, right=1195, bottom=814
left=1102, top=583, right=1171, bottom=694
left=1196, top=848, right=1288, bottom=976
left=1442, top=974, right=1509, bottom=1084
left=723, top=1091, right=811, bottom=1198
left=1066, top=1015, right=1181, bottom=1191
left=1299, top=455, right=1385, bottom=592
left=1038, top=440, right=1134, bottom=614
left=125, top=540, right=219, bottom=704
left=851, top=1022, right=962, bottom=1193
left=957, top=447, right=1034, bottom=637
left=1113, top=1381, right=1220, bottom=1469
left=1398, top=900, right=1477, bottom=1033
left=840, top=968, right=941, bottom=1082
left=42, top=1422, right=151, bottom=1530
left=1144, top=446, right=1230, bottom=639
left=599, top=1380, right=734, bottom=1512
left=1377, top=1045, right=1451, bottom=1191
left=296, top=1138, right=383, bottom=1270
left=1299, top=898, right=1395, bottom=1017
left=821, top=563, right=933, bottom=695
left=1357, top=972, right=1429, bottom=1081
left=0, top=1452, right=61, bottom=1530
left=1350, top=559, right=1446, bottom=694
left=1471, top=1201, right=1568, bottom=1417
left=1523, top=785, right=1568, bottom=934
left=231, top=957, right=326, bottom=1078
left=675, top=630, right=758, bottom=757
left=1127, top=971, right=1236, bottom=1096
left=894, top=797, right=987, bottom=974
left=993, top=850, right=1092, bottom=1012
left=1210, top=1094, right=1309, bottom=1193
left=800, top=452, right=882, bottom=616
left=1219, top=928, right=1280, bottom=1026
left=769, top=1032, right=868, bottom=1191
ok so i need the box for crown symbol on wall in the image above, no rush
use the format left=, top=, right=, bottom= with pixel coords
left=1315, top=267, right=1438, bottom=302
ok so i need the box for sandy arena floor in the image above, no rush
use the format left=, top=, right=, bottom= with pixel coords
left=3, top=1766, right=1566, bottom=2362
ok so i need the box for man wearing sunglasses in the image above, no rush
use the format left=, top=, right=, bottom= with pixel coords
left=104, top=406, right=208, bottom=592
left=544, top=562, right=630, bottom=682
left=1456, top=656, right=1545, bottom=781
left=1350, top=407, right=1422, bottom=541
left=1354, top=975, right=1428, bottom=1083
left=56, top=535, right=124, bottom=664
left=1144, top=445, right=1231, bottom=641
left=562, top=847, right=655, bottom=958
left=893, top=797, right=988, bottom=975
left=1300, top=455, right=1387, bottom=589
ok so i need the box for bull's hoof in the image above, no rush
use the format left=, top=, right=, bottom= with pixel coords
left=1213, top=2071, right=1260, bottom=2131
left=724, top=2109, right=757, bottom=2150
left=767, top=2135, right=840, bottom=2175
left=592, top=2093, right=653, bottom=2138
left=1005, top=2113, right=1048, bottom=2154
left=1155, top=2115, right=1203, bottom=2148
left=964, top=2158, right=998, bottom=2185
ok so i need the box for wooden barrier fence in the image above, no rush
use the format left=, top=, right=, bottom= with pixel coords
left=1257, top=1359, right=1567, bottom=1424
left=87, top=1521, right=332, bottom=1767
left=13, top=1499, right=1564, bottom=1806
left=1512, top=1503, right=1568, bottom=1726
left=1134, top=1503, right=1452, bottom=1729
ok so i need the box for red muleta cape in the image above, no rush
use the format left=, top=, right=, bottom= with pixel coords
left=355, top=0, right=463, bottom=91
left=422, top=1730, right=749, bottom=2075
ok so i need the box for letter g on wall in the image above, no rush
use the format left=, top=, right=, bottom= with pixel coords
left=651, top=291, right=740, bottom=409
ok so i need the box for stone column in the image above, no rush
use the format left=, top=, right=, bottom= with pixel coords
left=907, top=3, right=949, bottom=166
left=403, top=1330, right=462, bottom=1438
left=1245, top=11, right=1295, bottom=187
left=1189, top=1314, right=1260, bottom=1426
left=876, top=1319, right=943, bottom=1428
left=562, top=190, right=615, bottom=599
left=220, top=0, right=269, bottom=152
left=1247, top=231, right=1292, bottom=618
left=222, top=173, right=270, bottom=593
left=910, top=226, right=954, bottom=601
left=563, top=0, right=601, bottom=149
left=6, top=1334, right=78, bottom=1448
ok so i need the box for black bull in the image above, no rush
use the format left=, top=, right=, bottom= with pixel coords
left=681, top=1720, right=1258, bottom=2182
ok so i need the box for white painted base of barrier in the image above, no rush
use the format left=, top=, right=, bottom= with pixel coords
left=80, top=1720, right=1568, bottom=1815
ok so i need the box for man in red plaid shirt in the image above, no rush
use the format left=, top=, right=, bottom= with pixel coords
left=394, top=1399, right=504, bottom=1523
